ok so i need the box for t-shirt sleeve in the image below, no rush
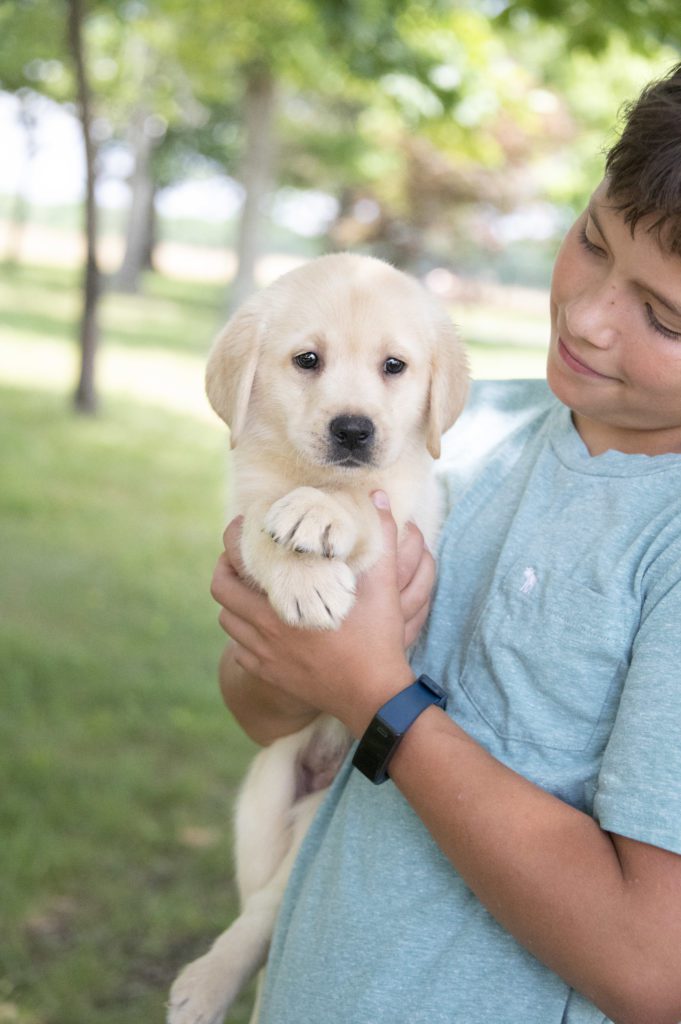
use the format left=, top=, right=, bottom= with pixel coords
left=593, top=539, right=681, bottom=855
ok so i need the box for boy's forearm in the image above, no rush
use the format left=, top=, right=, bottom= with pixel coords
left=218, top=645, right=318, bottom=746
left=388, top=708, right=681, bottom=1024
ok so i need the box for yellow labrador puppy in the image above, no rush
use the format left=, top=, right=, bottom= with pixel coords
left=168, top=253, right=469, bottom=1024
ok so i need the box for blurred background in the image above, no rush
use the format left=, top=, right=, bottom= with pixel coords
left=0, top=1, right=678, bottom=1022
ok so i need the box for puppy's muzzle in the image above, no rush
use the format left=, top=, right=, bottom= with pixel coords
left=328, top=414, right=375, bottom=465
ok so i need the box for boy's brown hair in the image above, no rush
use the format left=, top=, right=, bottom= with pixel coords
left=605, top=61, right=681, bottom=256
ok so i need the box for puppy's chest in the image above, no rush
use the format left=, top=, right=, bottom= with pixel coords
left=229, top=451, right=300, bottom=515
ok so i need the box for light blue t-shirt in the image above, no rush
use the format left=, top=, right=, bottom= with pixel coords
left=258, top=380, right=681, bottom=1024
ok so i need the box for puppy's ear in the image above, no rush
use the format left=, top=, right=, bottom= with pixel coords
left=426, top=312, right=470, bottom=459
left=205, top=298, right=264, bottom=448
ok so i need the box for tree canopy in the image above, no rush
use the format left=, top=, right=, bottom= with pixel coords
left=1, top=0, right=678, bottom=405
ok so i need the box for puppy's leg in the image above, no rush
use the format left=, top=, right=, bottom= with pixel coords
left=233, top=716, right=348, bottom=900
left=167, top=789, right=326, bottom=1024
left=247, top=971, right=264, bottom=1024
left=264, top=486, right=360, bottom=560
left=234, top=726, right=313, bottom=903
left=167, top=733, right=305, bottom=1024
left=241, top=511, right=357, bottom=630
left=266, top=486, right=387, bottom=576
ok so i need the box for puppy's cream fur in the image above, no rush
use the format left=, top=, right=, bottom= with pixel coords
left=167, top=253, right=468, bottom=1024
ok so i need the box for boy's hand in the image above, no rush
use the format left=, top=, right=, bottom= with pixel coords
left=210, top=494, right=434, bottom=737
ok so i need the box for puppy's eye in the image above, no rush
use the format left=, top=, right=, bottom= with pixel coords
left=294, top=352, right=319, bottom=370
left=384, top=357, right=406, bottom=375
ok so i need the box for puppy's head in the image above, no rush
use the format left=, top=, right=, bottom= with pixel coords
left=205, top=253, right=468, bottom=467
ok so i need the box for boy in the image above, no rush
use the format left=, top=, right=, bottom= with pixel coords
left=212, top=63, right=681, bottom=1023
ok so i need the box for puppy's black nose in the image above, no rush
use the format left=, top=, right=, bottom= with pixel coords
left=329, top=415, right=375, bottom=451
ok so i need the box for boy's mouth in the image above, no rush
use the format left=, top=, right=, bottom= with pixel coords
left=558, top=337, right=617, bottom=380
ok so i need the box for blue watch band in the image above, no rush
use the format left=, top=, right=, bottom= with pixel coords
left=352, top=674, right=448, bottom=784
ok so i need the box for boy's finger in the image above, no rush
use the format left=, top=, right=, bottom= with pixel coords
left=223, top=516, right=247, bottom=576
left=400, top=545, right=436, bottom=622
left=372, top=488, right=398, bottom=539
left=396, top=521, right=426, bottom=592
left=369, top=490, right=401, bottom=587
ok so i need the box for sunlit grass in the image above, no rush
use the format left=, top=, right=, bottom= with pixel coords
left=0, top=262, right=223, bottom=421
left=0, top=262, right=224, bottom=356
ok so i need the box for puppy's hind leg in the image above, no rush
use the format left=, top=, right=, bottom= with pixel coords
left=167, top=790, right=325, bottom=1024
left=234, top=723, right=319, bottom=905
left=166, top=889, right=276, bottom=1024
left=247, top=971, right=264, bottom=1024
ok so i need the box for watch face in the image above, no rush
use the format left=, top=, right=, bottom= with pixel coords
left=353, top=676, right=447, bottom=784
left=352, top=715, right=396, bottom=780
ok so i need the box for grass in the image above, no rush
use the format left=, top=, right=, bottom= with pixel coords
left=0, top=263, right=226, bottom=355
left=0, top=256, right=548, bottom=1024
left=0, top=385, right=259, bottom=1023
left=0, top=264, right=225, bottom=422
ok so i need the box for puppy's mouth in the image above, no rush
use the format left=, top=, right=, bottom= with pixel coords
left=327, top=452, right=375, bottom=469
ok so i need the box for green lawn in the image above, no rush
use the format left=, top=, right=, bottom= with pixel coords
left=0, top=387, right=257, bottom=1023
left=0, top=258, right=547, bottom=1024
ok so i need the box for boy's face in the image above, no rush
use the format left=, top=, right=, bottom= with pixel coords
left=547, top=179, right=681, bottom=455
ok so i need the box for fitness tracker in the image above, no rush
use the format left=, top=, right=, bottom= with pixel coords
left=352, top=674, right=448, bottom=784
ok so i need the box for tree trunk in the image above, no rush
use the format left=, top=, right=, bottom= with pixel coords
left=113, top=107, right=158, bottom=293
left=143, top=181, right=157, bottom=272
left=67, top=0, right=101, bottom=415
left=228, top=66, right=277, bottom=314
left=4, top=92, right=37, bottom=265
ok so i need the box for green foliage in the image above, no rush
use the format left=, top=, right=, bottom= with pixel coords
left=260, top=6, right=677, bottom=263
left=0, top=0, right=72, bottom=98
left=498, top=0, right=681, bottom=55
left=1, top=0, right=680, bottom=276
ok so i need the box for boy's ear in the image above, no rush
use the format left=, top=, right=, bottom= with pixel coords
left=205, top=299, right=264, bottom=448
left=426, top=312, right=469, bottom=459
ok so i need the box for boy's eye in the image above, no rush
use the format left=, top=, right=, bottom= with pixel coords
left=644, top=303, right=681, bottom=341
left=578, top=225, right=606, bottom=257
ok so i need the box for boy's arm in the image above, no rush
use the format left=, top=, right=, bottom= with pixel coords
left=218, top=643, right=317, bottom=746
left=390, top=707, right=681, bottom=1024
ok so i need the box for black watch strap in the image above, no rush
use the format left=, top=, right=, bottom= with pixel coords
left=352, top=674, right=448, bottom=784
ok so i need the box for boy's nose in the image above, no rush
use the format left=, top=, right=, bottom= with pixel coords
left=564, top=288, right=619, bottom=349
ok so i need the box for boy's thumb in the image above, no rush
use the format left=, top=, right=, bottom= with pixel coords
left=371, top=489, right=391, bottom=512
left=371, top=490, right=398, bottom=553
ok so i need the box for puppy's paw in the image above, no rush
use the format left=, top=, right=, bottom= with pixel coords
left=167, top=953, right=234, bottom=1024
left=265, top=487, right=357, bottom=561
left=268, top=556, right=356, bottom=630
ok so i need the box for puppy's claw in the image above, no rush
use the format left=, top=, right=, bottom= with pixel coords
left=283, top=515, right=305, bottom=547
left=264, top=490, right=357, bottom=561
left=315, top=588, right=334, bottom=623
left=266, top=520, right=317, bottom=556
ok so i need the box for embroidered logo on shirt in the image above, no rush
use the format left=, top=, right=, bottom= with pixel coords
left=520, top=566, right=538, bottom=594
